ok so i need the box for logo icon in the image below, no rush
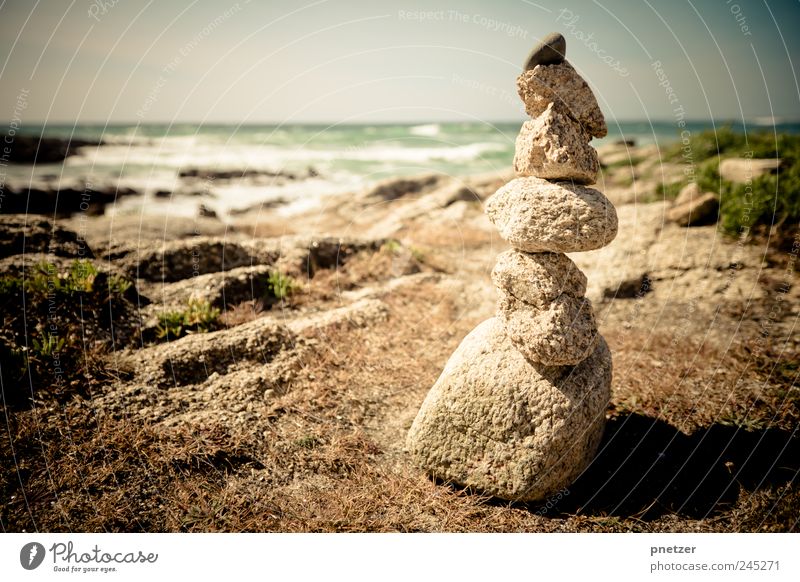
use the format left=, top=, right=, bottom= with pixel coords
left=20, top=542, right=46, bottom=570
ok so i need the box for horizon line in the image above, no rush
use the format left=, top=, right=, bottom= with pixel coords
left=6, top=118, right=800, bottom=127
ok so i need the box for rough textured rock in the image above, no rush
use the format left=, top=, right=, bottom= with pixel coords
left=118, top=238, right=261, bottom=282
left=3, top=135, right=101, bottom=164
left=406, top=317, right=611, bottom=502
left=719, top=158, right=782, bottom=184
left=112, top=316, right=295, bottom=388
left=0, top=183, right=139, bottom=216
left=513, top=104, right=599, bottom=184
left=667, top=192, right=719, bottom=227
left=523, top=32, right=566, bottom=70
left=498, top=292, right=599, bottom=366
left=360, top=173, right=444, bottom=201
left=0, top=215, right=93, bottom=259
left=140, top=264, right=276, bottom=312
left=517, top=61, right=607, bottom=138
left=491, top=250, right=586, bottom=307
left=485, top=177, right=618, bottom=252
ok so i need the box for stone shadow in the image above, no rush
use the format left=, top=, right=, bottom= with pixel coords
left=532, top=413, right=800, bottom=520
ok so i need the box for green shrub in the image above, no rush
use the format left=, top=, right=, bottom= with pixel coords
left=267, top=271, right=299, bottom=300
left=654, top=180, right=684, bottom=201
left=711, top=163, right=800, bottom=236
left=156, top=298, right=221, bottom=340
left=381, top=239, right=402, bottom=254
left=661, top=129, right=800, bottom=238
left=31, top=332, right=65, bottom=359
left=663, top=126, right=800, bottom=162
left=0, top=259, right=138, bottom=405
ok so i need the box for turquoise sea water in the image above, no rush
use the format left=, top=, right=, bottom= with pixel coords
left=9, top=120, right=800, bottom=217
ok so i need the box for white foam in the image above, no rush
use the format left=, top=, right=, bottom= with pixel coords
left=66, top=140, right=505, bottom=171
left=409, top=123, right=441, bottom=137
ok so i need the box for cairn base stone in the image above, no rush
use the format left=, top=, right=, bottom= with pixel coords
left=407, top=317, right=611, bottom=502
left=514, top=104, right=599, bottom=184
left=485, top=177, right=618, bottom=253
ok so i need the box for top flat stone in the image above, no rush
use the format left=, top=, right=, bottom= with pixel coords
left=523, top=32, right=566, bottom=70
left=517, top=61, right=607, bottom=139
left=485, top=176, right=618, bottom=253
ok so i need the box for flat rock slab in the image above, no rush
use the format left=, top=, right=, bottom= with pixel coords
left=517, top=61, right=607, bottom=139
left=667, top=192, right=719, bottom=227
left=514, top=104, right=599, bottom=184
left=498, top=292, right=599, bottom=366
left=485, top=176, right=618, bottom=253
left=491, top=249, right=586, bottom=307
left=719, top=158, right=782, bottom=184
left=407, top=317, right=611, bottom=502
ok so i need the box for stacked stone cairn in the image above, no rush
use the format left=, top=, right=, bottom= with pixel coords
left=407, top=33, right=619, bottom=502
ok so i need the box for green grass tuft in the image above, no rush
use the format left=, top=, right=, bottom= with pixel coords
left=156, top=298, right=221, bottom=340
left=267, top=271, right=299, bottom=301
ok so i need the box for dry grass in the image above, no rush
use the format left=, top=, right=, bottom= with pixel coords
left=220, top=299, right=265, bottom=327
left=2, top=233, right=798, bottom=533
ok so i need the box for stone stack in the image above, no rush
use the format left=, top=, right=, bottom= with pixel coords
left=407, top=34, right=618, bottom=502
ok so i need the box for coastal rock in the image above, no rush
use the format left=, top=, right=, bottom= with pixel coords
left=523, top=32, right=566, bottom=70
left=406, top=317, right=611, bottom=502
left=673, top=182, right=701, bottom=206
left=498, top=293, right=599, bottom=366
left=485, top=177, right=618, bottom=253
left=667, top=192, right=719, bottom=227
left=120, top=238, right=260, bottom=282
left=491, top=250, right=586, bottom=307
left=3, top=135, right=101, bottom=164
left=114, top=315, right=295, bottom=388
left=361, top=173, right=444, bottom=201
left=0, top=215, right=93, bottom=259
left=513, top=104, right=599, bottom=183
left=517, top=61, right=607, bottom=138
left=0, top=184, right=139, bottom=216
left=178, top=168, right=307, bottom=181
left=719, top=158, right=782, bottom=184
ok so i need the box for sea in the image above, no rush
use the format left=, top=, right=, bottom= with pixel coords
left=6, top=120, right=800, bottom=219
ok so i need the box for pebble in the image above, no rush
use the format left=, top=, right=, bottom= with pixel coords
left=523, top=32, right=566, bottom=70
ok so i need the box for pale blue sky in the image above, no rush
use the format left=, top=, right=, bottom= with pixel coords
left=1, top=0, right=798, bottom=123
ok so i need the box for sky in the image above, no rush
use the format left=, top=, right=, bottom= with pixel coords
left=1, top=0, right=799, bottom=124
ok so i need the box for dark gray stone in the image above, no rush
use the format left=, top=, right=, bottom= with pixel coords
left=523, top=32, right=566, bottom=70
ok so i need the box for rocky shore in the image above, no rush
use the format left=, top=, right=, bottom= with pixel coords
left=1, top=131, right=799, bottom=531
